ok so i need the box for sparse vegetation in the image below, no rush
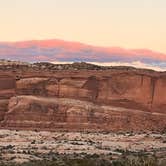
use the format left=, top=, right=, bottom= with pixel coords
left=0, top=130, right=166, bottom=165
left=0, top=153, right=166, bottom=166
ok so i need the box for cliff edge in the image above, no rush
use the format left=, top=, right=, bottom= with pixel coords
left=0, top=61, right=166, bottom=132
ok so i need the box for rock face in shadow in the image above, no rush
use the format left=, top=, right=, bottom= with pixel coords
left=0, top=62, right=166, bottom=132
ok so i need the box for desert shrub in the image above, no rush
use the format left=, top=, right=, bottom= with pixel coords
left=0, top=153, right=165, bottom=166
left=112, top=155, right=157, bottom=166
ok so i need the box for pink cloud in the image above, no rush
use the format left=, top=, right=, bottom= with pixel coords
left=35, top=55, right=50, bottom=61
left=0, top=39, right=166, bottom=62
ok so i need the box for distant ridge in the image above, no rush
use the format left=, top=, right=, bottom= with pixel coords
left=0, top=59, right=165, bottom=73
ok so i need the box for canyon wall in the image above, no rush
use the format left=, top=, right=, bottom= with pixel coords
left=0, top=65, right=166, bottom=132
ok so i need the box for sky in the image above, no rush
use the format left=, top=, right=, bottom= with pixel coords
left=0, top=0, right=166, bottom=53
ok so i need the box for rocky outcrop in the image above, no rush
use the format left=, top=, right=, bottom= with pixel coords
left=1, top=95, right=166, bottom=132
left=0, top=62, right=166, bottom=132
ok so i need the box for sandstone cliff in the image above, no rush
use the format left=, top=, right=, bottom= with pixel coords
left=0, top=62, right=165, bottom=132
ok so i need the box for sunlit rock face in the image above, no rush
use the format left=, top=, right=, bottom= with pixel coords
left=0, top=62, right=166, bottom=132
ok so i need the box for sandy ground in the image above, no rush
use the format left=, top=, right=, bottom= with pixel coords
left=0, top=130, right=166, bottom=163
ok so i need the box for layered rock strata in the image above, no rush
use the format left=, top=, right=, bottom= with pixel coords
left=0, top=62, right=165, bottom=132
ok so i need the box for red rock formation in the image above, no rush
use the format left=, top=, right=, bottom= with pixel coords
left=2, top=95, right=166, bottom=132
left=0, top=64, right=166, bottom=132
